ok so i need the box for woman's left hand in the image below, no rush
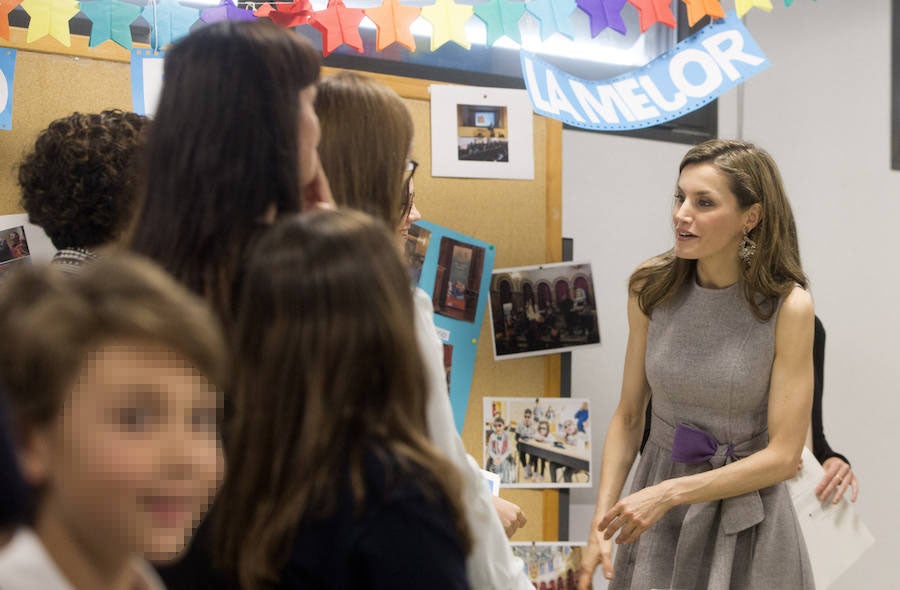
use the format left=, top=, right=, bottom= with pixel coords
left=816, top=457, right=858, bottom=504
left=598, top=483, right=672, bottom=544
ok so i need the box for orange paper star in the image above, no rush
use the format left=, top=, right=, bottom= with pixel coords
left=0, top=0, right=23, bottom=39
left=420, top=0, right=473, bottom=51
left=364, top=0, right=421, bottom=52
left=681, top=0, right=724, bottom=26
left=310, top=0, right=365, bottom=57
left=626, top=0, right=675, bottom=32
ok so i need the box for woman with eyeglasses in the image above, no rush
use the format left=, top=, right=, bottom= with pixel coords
left=315, top=71, right=533, bottom=590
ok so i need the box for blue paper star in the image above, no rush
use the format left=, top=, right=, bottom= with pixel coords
left=474, top=0, right=527, bottom=45
left=141, top=0, right=199, bottom=49
left=200, top=0, right=255, bottom=23
left=576, top=0, right=627, bottom=37
left=525, top=0, right=576, bottom=41
left=79, top=0, right=142, bottom=49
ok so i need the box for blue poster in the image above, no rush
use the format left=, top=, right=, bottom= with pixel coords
left=406, top=220, right=495, bottom=433
left=0, top=49, right=16, bottom=131
left=520, top=11, right=769, bottom=131
left=130, top=48, right=166, bottom=116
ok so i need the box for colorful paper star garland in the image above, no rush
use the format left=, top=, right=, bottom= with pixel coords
left=142, top=0, right=199, bottom=49
left=200, top=0, right=255, bottom=24
left=364, top=0, right=421, bottom=52
left=473, top=0, right=526, bottom=46
left=627, top=0, right=675, bottom=32
left=734, top=0, right=774, bottom=18
left=310, top=0, right=365, bottom=57
left=267, top=0, right=312, bottom=28
left=20, top=0, right=79, bottom=45
left=420, top=0, right=473, bottom=51
left=681, top=0, right=725, bottom=26
left=0, top=0, right=23, bottom=40
left=525, top=0, right=577, bottom=41
left=78, top=0, right=142, bottom=48
left=576, top=0, right=627, bottom=37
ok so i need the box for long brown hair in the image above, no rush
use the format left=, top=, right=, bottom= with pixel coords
left=630, top=139, right=807, bottom=320
left=215, top=210, right=471, bottom=590
left=129, top=21, right=320, bottom=323
left=316, top=71, right=413, bottom=229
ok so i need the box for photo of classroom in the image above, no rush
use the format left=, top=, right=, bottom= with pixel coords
left=456, top=104, right=509, bottom=162
left=432, top=236, right=486, bottom=323
left=0, top=225, right=31, bottom=275
left=490, top=262, right=600, bottom=359
left=483, top=397, right=591, bottom=488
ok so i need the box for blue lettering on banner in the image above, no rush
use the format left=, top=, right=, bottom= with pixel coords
left=0, top=49, right=17, bottom=131
left=520, top=11, right=769, bottom=131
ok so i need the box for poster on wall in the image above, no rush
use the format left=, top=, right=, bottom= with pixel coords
left=405, top=220, right=495, bottom=433
left=0, top=49, right=16, bottom=130
left=0, top=214, right=57, bottom=272
left=483, top=396, right=591, bottom=489
left=430, top=84, right=534, bottom=180
left=489, top=261, right=600, bottom=360
left=510, top=543, right=589, bottom=589
left=131, top=49, right=166, bottom=116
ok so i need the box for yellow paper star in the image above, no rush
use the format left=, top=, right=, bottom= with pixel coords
left=420, top=0, right=473, bottom=51
left=21, top=0, right=80, bottom=45
left=734, top=0, right=773, bottom=18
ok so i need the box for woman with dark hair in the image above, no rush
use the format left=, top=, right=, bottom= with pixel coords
left=316, top=71, right=533, bottom=589
left=216, top=210, right=470, bottom=590
left=130, top=19, right=332, bottom=323
left=579, top=140, right=815, bottom=589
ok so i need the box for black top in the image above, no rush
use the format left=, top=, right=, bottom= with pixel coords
left=641, top=315, right=849, bottom=465
left=0, top=392, right=26, bottom=527
left=277, top=453, right=469, bottom=590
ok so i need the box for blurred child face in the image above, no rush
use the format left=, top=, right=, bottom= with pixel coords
left=523, top=412, right=532, bottom=425
left=492, top=421, right=504, bottom=434
left=31, top=340, right=222, bottom=563
left=565, top=421, right=576, bottom=434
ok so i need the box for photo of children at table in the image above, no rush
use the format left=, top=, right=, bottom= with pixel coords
left=511, top=543, right=583, bottom=589
left=484, top=398, right=592, bottom=487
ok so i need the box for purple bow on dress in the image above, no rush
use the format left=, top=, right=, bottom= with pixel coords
left=671, top=423, right=734, bottom=464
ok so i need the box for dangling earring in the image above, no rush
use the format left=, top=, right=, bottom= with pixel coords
left=738, top=229, right=756, bottom=266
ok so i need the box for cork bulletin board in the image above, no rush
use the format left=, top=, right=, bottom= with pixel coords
left=0, top=40, right=565, bottom=540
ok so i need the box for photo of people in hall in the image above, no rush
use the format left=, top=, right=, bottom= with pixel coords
left=483, top=397, right=591, bottom=488
left=456, top=104, right=509, bottom=162
left=0, top=225, right=31, bottom=275
left=511, top=543, right=584, bottom=590
left=490, top=262, right=600, bottom=359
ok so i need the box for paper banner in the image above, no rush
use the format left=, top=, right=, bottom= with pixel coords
left=525, top=0, right=577, bottom=41
left=520, top=11, right=770, bottom=131
left=20, top=0, right=79, bottom=46
left=627, top=0, right=676, bottom=32
left=473, top=0, right=526, bottom=46
left=141, top=0, right=198, bottom=49
left=735, top=0, right=774, bottom=18
left=200, top=0, right=256, bottom=24
left=364, top=0, right=421, bottom=52
left=0, top=0, right=23, bottom=40
left=682, top=0, right=726, bottom=27
left=130, top=48, right=165, bottom=116
left=406, top=220, right=495, bottom=434
left=309, top=0, right=365, bottom=57
left=420, top=0, right=473, bottom=51
left=0, top=49, right=14, bottom=130
left=576, top=0, right=628, bottom=37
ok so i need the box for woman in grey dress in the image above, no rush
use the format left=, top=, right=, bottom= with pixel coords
left=579, top=140, right=815, bottom=589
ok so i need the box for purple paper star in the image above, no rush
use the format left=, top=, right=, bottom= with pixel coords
left=200, top=0, right=255, bottom=24
left=576, top=0, right=627, bottom=37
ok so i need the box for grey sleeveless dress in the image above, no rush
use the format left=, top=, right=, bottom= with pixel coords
left=611, top=279, right=814, bottom=590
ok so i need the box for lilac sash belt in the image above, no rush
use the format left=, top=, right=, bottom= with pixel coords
left=647, top=412, right=768, bottom=536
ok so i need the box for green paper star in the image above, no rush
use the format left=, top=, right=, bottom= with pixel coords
left=474, top=0, right=526, bottom=46
left=79, top=0, right=142, bottom=49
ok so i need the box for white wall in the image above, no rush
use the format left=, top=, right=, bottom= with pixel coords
left=562, top=2, right=896, bottom=587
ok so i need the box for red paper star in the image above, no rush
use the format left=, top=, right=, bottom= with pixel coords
left=310, top=0, right=365, bottom=56
left=253, top=2, right=274, bottom=18
left=268, top=0, right=312, bottom=28
left=681, top=0, right=724, bottom=26
left=626, top=0, right=675, bottom=32
left=364, top=0, right=421, bottom=52
left=0, top=0, right=23, bottom=39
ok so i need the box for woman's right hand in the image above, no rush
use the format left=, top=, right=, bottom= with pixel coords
left=577, top=520, right=615, bottom=589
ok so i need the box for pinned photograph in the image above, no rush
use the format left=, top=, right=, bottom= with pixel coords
left=510, top=543, right=586, bottom=590
left=430, top=84, right=534, bottom=180
left=403, top=223, right=431, bottom=286
left=483, top=397, right=591, bottom=488
left=432, top=237, right=486, bottom=324
left=490, top=262, right=600, bottom=360
left=457, top=104, right=509, bottom=162
left=0, top=225, right=32, bottom=275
